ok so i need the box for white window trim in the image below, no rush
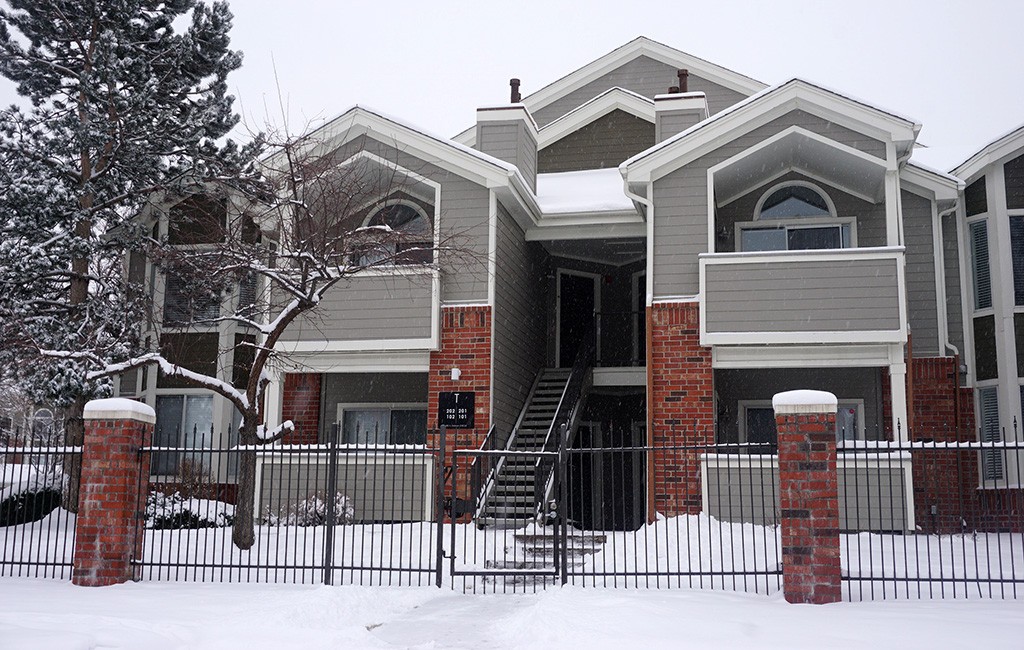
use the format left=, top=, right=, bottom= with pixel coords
left=735, top=216, right=858, bottom=252
left=336, top=402, right=428, bottom=445
left=737, top=399, right=866, bottom=445
left=752, top=180, right=838, bottom=220
left=150, top=393, right=216, bottom=480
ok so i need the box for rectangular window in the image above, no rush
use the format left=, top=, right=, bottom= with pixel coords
left=965, top=177, right=988, bottom=216
left=740, top=402, right=862, bottom=450
left=969, top=221, right=992, bottom=310
left=978, top=387, right=1003, bottom=482
left=973, top=315, right=998, bottom=381
left=1005, top=154, right=1024, bottom=210
left=738, top=222, right=851, bottom=252
left=1011, top=217, right=1024, bottom=305
left=163, top=273, right=220, bottom=325
left=153, top=394, right=214, bottom=476
left=341, top=407, right=427, bottom=445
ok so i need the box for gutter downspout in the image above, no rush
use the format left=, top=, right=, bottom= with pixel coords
left=933, top=204, right=963, bottom=438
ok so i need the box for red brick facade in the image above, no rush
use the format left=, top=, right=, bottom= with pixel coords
left=776, top=408, right=842, bottom=605
left=73, top=405, right=153, bottom=586
left=282, top=373, right=322, bottom=444
left=428, top=306, right=492, bottom=458
left=647, top=302, right=714, bottom=517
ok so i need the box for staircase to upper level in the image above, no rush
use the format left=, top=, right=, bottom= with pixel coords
left=476, top=369, right=572, bottom=528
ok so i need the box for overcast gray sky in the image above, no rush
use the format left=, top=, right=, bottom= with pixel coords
left=3, top=0, right=1022, bottom=171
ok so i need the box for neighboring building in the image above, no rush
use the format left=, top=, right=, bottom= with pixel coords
left=116, top=37, right=1017, bottom=530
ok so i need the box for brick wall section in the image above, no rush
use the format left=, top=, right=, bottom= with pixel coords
left=73, top=404, right=153, bottom=586
left=428, top=306, right=492, bottom=461
left=647, top=302, right=714, bottom=517
left=282, top=373, right=321, bottom=444
left=775, top=404, right=841, bottom=605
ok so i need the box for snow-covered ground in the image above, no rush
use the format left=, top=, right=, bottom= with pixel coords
left=0, top=578, right=1021, bottom=649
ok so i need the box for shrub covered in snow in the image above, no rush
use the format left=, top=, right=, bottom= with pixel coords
left=263, top=491, right=355, bottom=527
left=146, top=491, right=234, bottom=529
left=0, top=463, right=63, bottom=526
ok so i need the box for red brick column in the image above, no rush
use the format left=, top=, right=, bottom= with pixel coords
left=647, top=301, right=714, bottom=517
left=282, top=373, right=321, bottom=444
left=73, top=399, right=154, bottom=587
left=774, top=390, right=841, bottom=605
left=428, top=305, right=492, bottom=456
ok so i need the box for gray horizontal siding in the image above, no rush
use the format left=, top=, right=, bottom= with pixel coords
left=277, top=274, right=433, bottom=343
left=654, top=111, right=888, bottom=297
left=492, top=204, right=547, bottom=440
left=704, top=258, right=901, bottom=333
left=539, top=109, right=655, bottom=173
left=656, top=109, right=702, bottom=143
left=706, top=461, right=908, bottom=531
left=532, top=56, right=749, bottom=127
left=258, top=454, right=433, bottom=523
left=902, top=190, right=940, bottom=355
left=942, top=212, right=965, bottom=355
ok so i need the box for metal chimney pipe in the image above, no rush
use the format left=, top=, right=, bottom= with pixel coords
left=677, top=69, right=689, bottom=93
left=510, top=78, right=521, bottom=103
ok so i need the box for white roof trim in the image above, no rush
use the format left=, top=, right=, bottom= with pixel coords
left=621, top=79, right=920, bottom=183
left=454, top=37, right=766, bottom=146
left=537, top=87, right=654, bottom=149
left=952, top=123, right=1024, bottom=181
left=901, top=160, right=963, bottom=202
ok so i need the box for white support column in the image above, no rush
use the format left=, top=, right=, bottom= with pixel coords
left=264, top=366, right=283, bottom=429
left=889, top=344, right=909, bottom=440
left=885, top=168, right=902, bottom=247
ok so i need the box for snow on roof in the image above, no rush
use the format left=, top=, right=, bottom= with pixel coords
left=904, top=159, right=964, bottom=187
left=83, top=398, right=155, bottom=423
left=951, top=122, right=1024, bottom=178
left=536, top=168, right=635, bottom=214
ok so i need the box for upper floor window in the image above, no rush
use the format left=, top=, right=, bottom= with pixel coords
left=969, top=220, right=992, bottom=310
left=167, top=195, right=227, bottom=245
left=355, top=202, right=433, bottom=265
left=738, top=182, right=851, bottom=252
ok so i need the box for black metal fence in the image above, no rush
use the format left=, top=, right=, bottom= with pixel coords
left=0, top=444, right=80, bottom=578
left=840, top=439, right=1024, bottom=600
left=133, top=437, right=442, bottom=586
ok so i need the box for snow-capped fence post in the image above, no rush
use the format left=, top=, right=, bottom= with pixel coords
left=72, top=399, right=154, bottom=587
left=773, top=390, right=842, bottom=605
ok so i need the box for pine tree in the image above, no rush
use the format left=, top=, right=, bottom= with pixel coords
left=0, top=0, right=249, bottom=509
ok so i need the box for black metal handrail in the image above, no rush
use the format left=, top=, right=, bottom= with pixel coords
left=467, top=424, right=499, bottom=518
left=534, top=320, right=595, bottom=520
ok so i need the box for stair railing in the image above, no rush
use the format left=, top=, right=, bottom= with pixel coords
left=534, top=321, right=595, bottom=522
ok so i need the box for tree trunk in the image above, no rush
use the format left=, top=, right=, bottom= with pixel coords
left=61, top=395, right=86, bottom=512
left=231, top=422, right=258, bottom=550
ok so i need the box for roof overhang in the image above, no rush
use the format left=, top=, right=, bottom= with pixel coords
left=536, top=87, right=654, bottom=149
left=901, top=160, right=963, bottom=214
left=455, top=36, right=766, bottom=146
left=622, top=79, right=921, bottom=185
left=952, top=123, right=1024, bottom=181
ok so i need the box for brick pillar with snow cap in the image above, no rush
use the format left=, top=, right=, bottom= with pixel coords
left=773, top=389, right=842, bottom=604
left=73, top=398, right=154, bottom=586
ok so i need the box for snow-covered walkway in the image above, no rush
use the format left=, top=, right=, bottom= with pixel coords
left=0, top=578, right=1021, bottom=649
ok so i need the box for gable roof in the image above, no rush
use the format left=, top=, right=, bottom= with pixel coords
left=952, top=123, right=1024, bottom=181
left=455, top=37, right=766, bottom=146
left=621, top=78, right=922, bottom=183
left=536, top=87, right=654, bottom=149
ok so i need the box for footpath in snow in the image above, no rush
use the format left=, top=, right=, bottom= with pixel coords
left=0, top=579, right=1021, bottom=649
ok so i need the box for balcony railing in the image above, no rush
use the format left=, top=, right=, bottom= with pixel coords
left=698, top=246, right=906, bottom=346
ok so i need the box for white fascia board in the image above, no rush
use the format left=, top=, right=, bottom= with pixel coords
left=277, top=338, right=437, bottom=354
left=524, top=37, right=766, bottom=115
left=702, top=330, right=907, bottom=346
left=476, top=104, right=540, bottom=137
left=900, top=161, right=963, bottom=202
left=623, top=80, right=919, bottom=184
left=274, top=350, right=431, bottom=373
left=952, top=123, right=1024, bottom=181
left=711, top=344, right=893, bottom=368
left=525, top=220, right=647, bottom=241
left=537, top=87, right=654, bottom=149
left=454, top=37, right=766, bottom=147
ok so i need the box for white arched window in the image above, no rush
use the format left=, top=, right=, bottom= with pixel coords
left=356, top=201, right=433, bottom=265
left=737, top=181, right=854, bottom=252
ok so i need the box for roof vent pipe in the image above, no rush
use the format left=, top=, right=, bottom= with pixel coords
left=677, top=69, right=689, bottom=93
left=510, top=78, right=521, bottom=103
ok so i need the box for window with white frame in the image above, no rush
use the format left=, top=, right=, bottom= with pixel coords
left=969, top=220, right=993, bottom=311
left=354, top=202, right=433, bottom=266
left=737, top=182, right=854, bottom=252
left=739, top=400, right=864, bottom=451
left=339, top=404, right=427, bottom=445
left=153, top=394, right=214, bottom=476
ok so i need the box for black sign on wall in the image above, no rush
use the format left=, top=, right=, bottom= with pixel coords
left=438, top=391, right=475, bottom=429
